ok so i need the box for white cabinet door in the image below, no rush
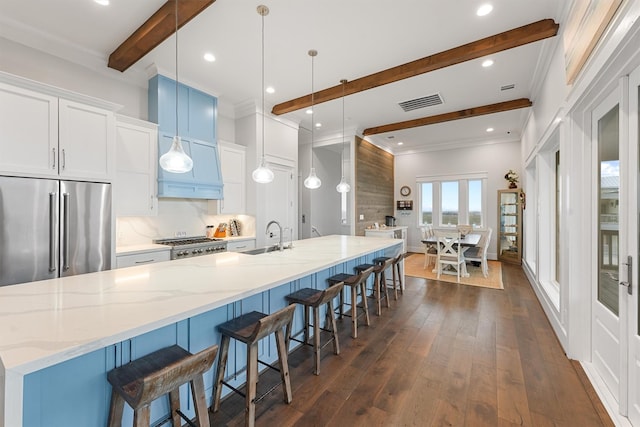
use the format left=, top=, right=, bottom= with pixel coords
left=59, top=99, right=114, bottom=181
left=218, top=142, right=246, bottom=214
left=115, top=117, right=158, bottom=217
left=0, top=83, right=58, bottom=177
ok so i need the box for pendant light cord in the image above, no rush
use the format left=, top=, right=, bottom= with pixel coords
left=310, top=51, right=315, bottom=169
left=261, top=7, right=265, bottom=159
left=175, top=0, right=179, bottom=137
left=341, top=79, right=345, bottom=178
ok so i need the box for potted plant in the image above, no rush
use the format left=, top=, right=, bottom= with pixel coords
left=504, top=170, right=519, bottom=189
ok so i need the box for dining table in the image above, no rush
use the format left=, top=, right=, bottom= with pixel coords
left=421, top=233, right=482, bottom=277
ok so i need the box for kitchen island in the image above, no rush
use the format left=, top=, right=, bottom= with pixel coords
left=0, top=235, right=401, bottom=427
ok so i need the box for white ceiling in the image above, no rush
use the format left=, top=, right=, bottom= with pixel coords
left=0, top=0, right=566, bottom=154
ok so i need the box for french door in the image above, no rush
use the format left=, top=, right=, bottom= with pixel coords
left=592, top=68, right=640, bottom=426
left=628, top=64, right=640, bottom=427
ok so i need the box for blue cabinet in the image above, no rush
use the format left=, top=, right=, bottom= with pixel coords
left=149, top=75, right=223, bottom=199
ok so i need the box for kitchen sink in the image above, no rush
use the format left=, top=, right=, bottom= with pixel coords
left=241, top=245, right=290, bottom=255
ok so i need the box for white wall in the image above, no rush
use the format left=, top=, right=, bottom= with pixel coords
left=394, top=140, right=521, bottom=256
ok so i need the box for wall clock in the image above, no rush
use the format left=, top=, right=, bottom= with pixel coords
left=400, top=185, right=411, bottom=197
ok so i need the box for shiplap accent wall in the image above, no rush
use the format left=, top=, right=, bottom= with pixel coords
left=355, top=136, right=394, bottom=235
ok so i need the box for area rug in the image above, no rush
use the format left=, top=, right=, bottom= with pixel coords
left=404, top=253, right=504, bottom=290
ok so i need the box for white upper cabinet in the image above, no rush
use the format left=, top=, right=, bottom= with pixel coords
left=218, top=142, right=246, bottom=214
left=0, top=82, right=58, bottom=177
left=115, top=116, right=158, bottom=217
left=59, top=99, right=114, bottom=181
left=0, top=74, right=117, bottom=182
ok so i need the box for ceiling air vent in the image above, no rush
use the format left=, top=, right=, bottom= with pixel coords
left=501, top=84, right=515, bottom=91
left=398, top=93, right=443, bottom=112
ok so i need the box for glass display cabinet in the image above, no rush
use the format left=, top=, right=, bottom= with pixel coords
left=498, top=189, right=523, bottom=265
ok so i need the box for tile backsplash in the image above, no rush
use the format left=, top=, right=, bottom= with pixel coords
left=116, top=198, right=255, bottom=246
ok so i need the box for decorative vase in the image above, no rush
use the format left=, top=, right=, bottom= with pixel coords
left=509, top=182, right=517, bottom=189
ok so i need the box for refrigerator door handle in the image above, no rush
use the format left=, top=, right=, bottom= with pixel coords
left=62, top=193, right=70, bottom=271
left=49, top=192, right=57, bottom=272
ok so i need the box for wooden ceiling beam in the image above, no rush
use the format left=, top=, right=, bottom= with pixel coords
left=272, top=19, right=557, bottom=115
left=108, top=0, right=216, bottom=72
left=362, top=98, right=532, bottom=136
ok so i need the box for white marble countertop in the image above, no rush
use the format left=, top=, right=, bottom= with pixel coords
left=0, top=235, right=400, bottom=376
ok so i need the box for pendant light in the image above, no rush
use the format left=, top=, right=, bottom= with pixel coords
left=304, top=49, right=321, bottom=189
left=336, top=79, right=351, bottom=193
left=159, top=0, right=193, bottom=174
left=251, top=5, right=274, bottom=184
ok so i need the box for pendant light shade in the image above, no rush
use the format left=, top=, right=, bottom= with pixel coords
left=159, top=0, right=193, bottom=174
left=252, top=157, right=274, bottom=183
left=304, top=167, right=322, bottom=189
left=160, top=136, right=193, bottom=173
left=336, top=79, right=351, bottom=193
left=252, top=5, right=274, bottom=184
left=304, top=49, right=321, bottom=189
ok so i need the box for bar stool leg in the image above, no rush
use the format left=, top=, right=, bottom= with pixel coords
left=327, top=300, right=340, bottom=355
left=350, top=285, right=358, bottom=338
left=391, top=264, right=399, bottom=300
left=396, top=261, right=404, bottom=295
left=212, top=335, right=231, bottom=412
left=381, top=270, right=390, bottom=308
left=246, top=343, right=259, bottom=427
left=304, top=305, right=310, bottom=344
left=313, top=306, right=321, bottom=375
left=275, top=329, right=293, bottom=403
left=134, top=406, right=150, bottom=427
left=107, top=390, right=125, bottom=427
left=360, top=282, right=370, bottom=326
left=374, top=272, right=382, bottom=316
left=191, top=376, right=209, bottom=426
left=168, top=388, right=181, bottom=426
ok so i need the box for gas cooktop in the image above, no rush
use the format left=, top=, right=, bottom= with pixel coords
left=153, top=236, right=227, bottom=259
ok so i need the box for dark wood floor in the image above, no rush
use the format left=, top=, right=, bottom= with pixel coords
left=209, top=262, right=613, bottom=426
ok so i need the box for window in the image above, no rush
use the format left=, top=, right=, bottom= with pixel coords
left=418, top=173, right=487, bottom=228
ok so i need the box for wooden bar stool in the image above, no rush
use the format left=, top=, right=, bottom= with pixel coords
left=390, top=252, right=407, bottom=298
left=326, top=265, right=374, bottom=338
left=212, top=304, right=295, bottom=427
left=107, top=344, right=218, bottom=427
left=284, top=282, right=344, bottom=375
left=354, top=260, right=391, bottom=316
left=372, top=256, right=398, bottom=301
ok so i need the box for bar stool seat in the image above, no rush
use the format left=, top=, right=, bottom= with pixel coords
left=107, top=344, right=218, bottom=427
left=355, top=261, right=391, bottom=316
left=212, top=304, right=295, bottom=427
left=327, top=266, right=374, bottom=338
left=285, top=282, right=344, bottom=375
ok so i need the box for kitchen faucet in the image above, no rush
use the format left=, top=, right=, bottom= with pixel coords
left=266, top=220, right=283, bottom=251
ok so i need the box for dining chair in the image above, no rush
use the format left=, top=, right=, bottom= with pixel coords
left=434, top=230, right=466, bottom=283
left=456, top=224, right=473, bottom=237
left=421, top=225, right=437, bottom=269
left=464, top=227, right=492, bottom=278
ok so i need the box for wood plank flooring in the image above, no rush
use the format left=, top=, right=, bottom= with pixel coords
left=209, top=262, right=613, bottom=426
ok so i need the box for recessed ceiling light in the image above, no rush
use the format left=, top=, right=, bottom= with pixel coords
left=315, top=123, right=322, bottom=128
left=477, top=4, right=493, bottom=16
left=306, top=109, right=313, bottom=115
left=94, top=0, right=109, bottom=5
left=266, top=86, right=275, bottom=94
left=203, top=53, right=216, bottom=62
left=486, top=127, right=494, bottom=132
left=397, top=142, right=404, bottom=146
left=482, top=59, right=494, bottom=67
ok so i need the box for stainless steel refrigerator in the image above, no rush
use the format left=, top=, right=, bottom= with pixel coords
left=0, top=176, right=111, bottom=286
